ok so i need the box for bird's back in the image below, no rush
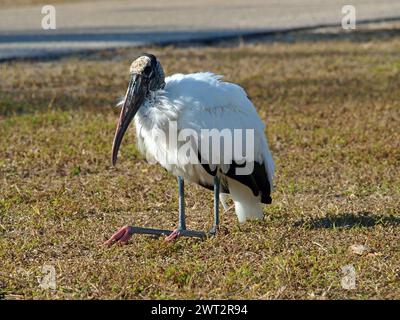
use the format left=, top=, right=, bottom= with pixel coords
left=164, top=72, right=262, bottom=123
left=163, top=72, right=274, bottom=185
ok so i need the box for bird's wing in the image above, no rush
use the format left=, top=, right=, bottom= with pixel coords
left=164, top=72, right=275, bottom=195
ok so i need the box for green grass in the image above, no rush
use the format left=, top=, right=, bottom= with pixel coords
left=0, top=32, right=399, bottom=299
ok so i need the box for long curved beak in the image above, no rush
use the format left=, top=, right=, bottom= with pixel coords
left=111, top=74, right=147, bottom=166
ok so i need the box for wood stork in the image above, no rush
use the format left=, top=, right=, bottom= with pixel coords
left=105, top=53, right=274, bottom=246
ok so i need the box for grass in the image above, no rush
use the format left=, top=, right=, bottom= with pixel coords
left=0, top=29, right=400, bottom=299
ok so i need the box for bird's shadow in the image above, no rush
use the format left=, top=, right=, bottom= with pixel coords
left=294, top=211, right=400, bottom=229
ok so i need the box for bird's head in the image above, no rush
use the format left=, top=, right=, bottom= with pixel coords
left=111, top=53, right=165, bottom=166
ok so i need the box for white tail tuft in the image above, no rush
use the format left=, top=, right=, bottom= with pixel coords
left=226, top=177, right=264, bottom=223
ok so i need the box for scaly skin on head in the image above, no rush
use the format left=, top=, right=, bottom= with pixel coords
left=130, top=56, right=152, bottom=75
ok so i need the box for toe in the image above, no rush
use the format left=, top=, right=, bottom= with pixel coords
left=104, top=225, right=132, bottom=247
left=165, top=229, right=180, bottom=242
left=119, top=226, right=133, bottom=245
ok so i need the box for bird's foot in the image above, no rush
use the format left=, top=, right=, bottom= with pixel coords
left=164, top=229, right=181, bottom=242
left=208, top=226, right=219, bottom=236
left=104, top=225, right=133, bottom=247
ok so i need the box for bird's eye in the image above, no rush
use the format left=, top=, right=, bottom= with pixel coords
left=143, top=66, right=152, bottom=77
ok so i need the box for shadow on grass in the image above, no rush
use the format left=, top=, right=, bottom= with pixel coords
left=294, top=211, right=400, bottom=229
left=260, top=26, right=400, bottom=45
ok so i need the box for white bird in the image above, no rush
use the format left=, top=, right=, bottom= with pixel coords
left=105, top=53, right=274, bottom=246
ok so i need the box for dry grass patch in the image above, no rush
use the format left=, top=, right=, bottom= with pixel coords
left=0, top=35, right=399, bottom=299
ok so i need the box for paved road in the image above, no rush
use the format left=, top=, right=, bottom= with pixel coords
left=1, top=0, right=400, bottom=61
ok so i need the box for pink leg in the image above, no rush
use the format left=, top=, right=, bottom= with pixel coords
left=104, top=225, right=133, bottom=247
left=164, top=229, right=181, bottom=242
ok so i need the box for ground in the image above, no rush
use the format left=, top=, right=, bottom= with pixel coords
left=0, top=27, right=399, bottom=299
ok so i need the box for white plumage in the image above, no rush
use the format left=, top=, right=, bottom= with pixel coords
left=105, top=54, right=276, bottom=245
left=129, top=72, right=274, bottom=223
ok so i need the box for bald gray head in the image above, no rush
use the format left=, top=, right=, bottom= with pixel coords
left=129, top=53, right=165, bottom=92
left=112, top=54, right=165, bottom=166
